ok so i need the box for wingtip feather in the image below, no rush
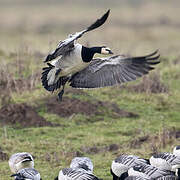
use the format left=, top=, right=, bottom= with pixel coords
left=86, top=9, right=110, bottom=32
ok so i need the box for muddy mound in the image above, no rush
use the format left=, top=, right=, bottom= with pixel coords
left=44, top=96, right=138, bottom=118
left=0, top=103, right=53, bottom=128
left=130, top=128, right=180, bottom=152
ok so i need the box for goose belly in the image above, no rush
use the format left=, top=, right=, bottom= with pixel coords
left=59, top=55, right=89, bottom=77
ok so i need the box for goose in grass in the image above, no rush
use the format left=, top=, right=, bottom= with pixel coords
left=9, top=152, right=34, bottom=174
left=111, top=154, right=150, bottom=180
left=70, top=157, right=94, bottom=174
left=54, top=168, right=101, bottom=180
left=128, top=164, right=176, bottom=180
left=173, top=146, right=180, bottom=157
left=10, top=168, right=42, bottom=180
left=149, top=153, right=180, bottom=178
left=41, top=10, right=160, bottom=100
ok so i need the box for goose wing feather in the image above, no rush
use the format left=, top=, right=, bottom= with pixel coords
left=153, top=153, right=180, bottom=165
left=61, top=168, right=100, bottom=180
left=45, top=10, right=110, bottom=62
left=130, top=164, right=175, bottom=179
left=70, top=50, right=160, bottom=88
left=11, top=168, right=40, bottom=180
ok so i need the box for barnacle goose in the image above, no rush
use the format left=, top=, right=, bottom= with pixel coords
left=111, top=154, right=149, bottom=180
left=128, top=164, right=176, bottom=179
left=10, top=168, right=42, bottom=180
left=70, top=157, right=93, bottom=173
left=9, top=152, right=34, bottom=174
left=54, top=168, right=101, bottom=180
left=173, top=146, right=180, bottom=157
left=150, top=152, right=180, bottom=178
left=41, top=10, right=160, bottom=100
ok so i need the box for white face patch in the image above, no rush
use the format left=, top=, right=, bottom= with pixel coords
left=101, top=47, right=112, bottom=55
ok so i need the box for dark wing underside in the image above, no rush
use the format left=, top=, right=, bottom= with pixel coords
left=45, top=9, right=110, bottom=62
left=69, top=50, right=160, bottom=89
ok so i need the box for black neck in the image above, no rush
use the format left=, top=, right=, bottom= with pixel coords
left=120, top=172, right=128, bottom=180
left=81, top=46, right=101, bottom=62
left=177, top=168, right=180, bottom=179
left=110, top=169, right=119, bottom=180
left=54, top=176, right=58, bottom=180
left=110, top=169, right=128, bottom=180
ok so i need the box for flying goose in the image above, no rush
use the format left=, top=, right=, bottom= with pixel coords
left=173, top=146, right=180, bottom=157
left=54, top=168, right=101, bottom=180
left=9, top=152, right=34, bottom=174
left=41, top=10, right=160, bottom=100
left=10, top=168, right=42, bottom=180
left=128, top=164, right=175, bottom=179
left=70, top=157, right=94, bottom=174
left=111, top=154, right=150, bottom=180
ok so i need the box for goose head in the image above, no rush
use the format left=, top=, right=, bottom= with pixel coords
left=101, top=46, right=113, bottom=55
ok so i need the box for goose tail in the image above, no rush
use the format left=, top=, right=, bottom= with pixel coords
left=41, top=63, right=62, bottom=92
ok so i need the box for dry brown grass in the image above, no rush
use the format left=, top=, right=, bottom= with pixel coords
left=121, top=72, right=168, bottom=94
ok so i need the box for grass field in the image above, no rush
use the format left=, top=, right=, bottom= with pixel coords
left=0, top=0, right=180, bottom=179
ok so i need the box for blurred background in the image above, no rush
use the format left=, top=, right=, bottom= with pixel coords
left=0, top=0, right=180, bottom=179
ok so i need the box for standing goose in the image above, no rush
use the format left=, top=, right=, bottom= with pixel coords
left=10, top=168, right=42, bottom=180
left=54, top=168, right=101, bottom=180
left=149, top=153, right=180, bottom=178
left=42, top=10, right=160, bottom=100
left=9, top=152, right=34, bottom=174
left=70, top=157, right=94, bottom=174
left=173, top=146, right=180, bottom=157
left=128, top=164, right=176, bottom=179
left=111, top=154, right=149, bottom=180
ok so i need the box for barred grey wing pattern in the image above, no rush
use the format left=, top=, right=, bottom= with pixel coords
left=70, top=50, right=160, bottom=89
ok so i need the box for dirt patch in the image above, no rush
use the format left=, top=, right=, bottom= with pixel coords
left=80, top=143, right=120, bottom=155
left=0, top=103, right=53, bottom=128
left=130, top=135, right=149, bottom=149
left=44, top=96, right=138, bottom=119
left=0, top=147, right=8, bottom=161
left=129, top=128, right=180, bottom=153
left=122, top=73, right=168, bottom=94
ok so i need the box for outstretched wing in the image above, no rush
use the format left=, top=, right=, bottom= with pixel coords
left=69, top=50, right=160, bottom=88
left=45, top=9, right=110, bottom=62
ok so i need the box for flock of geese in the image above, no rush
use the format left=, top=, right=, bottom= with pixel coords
left=8, top=145, right=180, bottom=179
left=41, top=9, right=160, bottom=100
left=9, top=8, right=175, bottom=180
